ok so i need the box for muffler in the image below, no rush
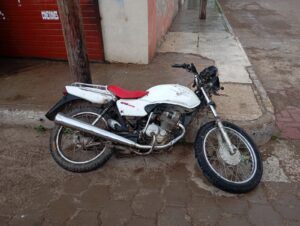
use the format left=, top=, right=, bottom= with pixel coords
left=54, top=113, right=185, bottom=150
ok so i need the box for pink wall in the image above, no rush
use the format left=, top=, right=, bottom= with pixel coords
left=155, top=0, right=178, bottom=47
left=148, top=0, right=157, bottom=61
left=148, top=0, right=179, bottom=62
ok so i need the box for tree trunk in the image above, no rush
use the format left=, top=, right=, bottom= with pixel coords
left=200, top=0, right=207, bottom=20
left=57, top=0, right=92, bottom=83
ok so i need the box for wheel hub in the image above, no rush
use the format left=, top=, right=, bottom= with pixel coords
left=218, top=143, right=241, bottom=165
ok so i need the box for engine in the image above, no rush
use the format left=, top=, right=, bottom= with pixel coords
left=144, top=111, right=181, bottom=144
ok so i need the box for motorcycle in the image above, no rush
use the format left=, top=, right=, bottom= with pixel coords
left=46, top=63, right=262, bottom=193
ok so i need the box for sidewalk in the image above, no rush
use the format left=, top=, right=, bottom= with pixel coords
left=0, top=0, right=274, bottom=145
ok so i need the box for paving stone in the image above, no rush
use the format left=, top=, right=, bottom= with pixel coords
left=164, top=181, right=190, bottom=207
left=87, top=170, right=114, bottom=186
left=165, top=162, right=191, bottom=182
left=285, top=220, right=300, bottom=226
left=125, top=216, right=156, bottom=226
left=217, top=215, right=252, bottom=226
left=246, top=185, right=268, bottom=204
left=248, top=204, right=284, bottom=226
left=187, top=196, right=222, bottom=225
left=62, top=176, right=91, bottom=195
left=138, top=169, right=167, bottom=191
left=187, top=180, right=214, bottom=198
left=132, top=191, right=163, bottom=218
left=264, top=182, right=299, bottom=202
left=276, top=107, right=300, bottom=139
left=67, top=210, right=99, bottom=226
left=269, top=191, right=300, bottom=221
left=272, top=203, right=300, bottom=221
left=25, top=185, right=55, bottom=211
left=158, top=206, right=191, bottom=226
left=100, top=200, right=132, bottom=226
left=110, top=176, right=139, bottom=201
left=80, top=185, right=110, bottom=211
left=45, top=195, right=77, bottom=225
left=0, top=216, right=10, bottom=226
left=216, top=197, right=249, bottom=215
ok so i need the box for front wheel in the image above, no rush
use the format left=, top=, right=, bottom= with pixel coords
left=194, top=121, right=263, bottom=193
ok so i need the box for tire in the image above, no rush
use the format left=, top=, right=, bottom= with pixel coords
left=50, top=107, right=113, bottom=172
left=194, top=121, right=263, bottom=193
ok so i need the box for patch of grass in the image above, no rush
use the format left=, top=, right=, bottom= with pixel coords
left=34, top=125, right=47, bottom=133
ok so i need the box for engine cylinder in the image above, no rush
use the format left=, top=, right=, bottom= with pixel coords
left=160, top=111, right=181, bottom=131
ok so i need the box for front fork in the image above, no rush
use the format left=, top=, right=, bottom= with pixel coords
left=200, top=87, right=237, bottom=155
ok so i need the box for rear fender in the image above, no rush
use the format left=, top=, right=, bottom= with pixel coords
left=45, top=94, right=85, bottom=121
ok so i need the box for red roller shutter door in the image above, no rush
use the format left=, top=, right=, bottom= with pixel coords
left=0, top=0, right=104, bottom=61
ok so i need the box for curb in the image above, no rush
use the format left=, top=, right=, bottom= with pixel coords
left=232, top=67, right=275, bottom=146
left=216, top=0, right=275, bottom=145
left=0, top=108, right=52, bottom=128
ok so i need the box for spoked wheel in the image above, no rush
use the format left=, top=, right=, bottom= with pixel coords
left=50, top=107, right=113, bottom=172
left=194, top=121, right=262, bottom=193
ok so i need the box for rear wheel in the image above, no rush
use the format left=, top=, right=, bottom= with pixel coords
left=50, top=107, right=113, bottom=172
left=194, top=121, right=262, bottom=193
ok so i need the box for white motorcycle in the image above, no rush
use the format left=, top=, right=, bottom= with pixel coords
left=46, top=63, right=262, bottom=193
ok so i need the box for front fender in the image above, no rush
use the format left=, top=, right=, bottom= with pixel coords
left=45, top=94, right=84, bottom=121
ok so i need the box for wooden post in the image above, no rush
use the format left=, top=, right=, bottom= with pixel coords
left=200, top=0, right=207, bottom=20
left=57, top=0, right=92, bottom=83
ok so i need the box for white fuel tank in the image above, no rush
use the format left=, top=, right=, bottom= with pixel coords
left=117, top=84, right=201, bottom=117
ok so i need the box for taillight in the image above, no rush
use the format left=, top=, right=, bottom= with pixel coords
left=63, top=88, right=68, bottom=96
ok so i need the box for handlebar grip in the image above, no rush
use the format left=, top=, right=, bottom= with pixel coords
left=172, top=63, right=187, bottom=68
left=172, top=64, right=183, bottom=68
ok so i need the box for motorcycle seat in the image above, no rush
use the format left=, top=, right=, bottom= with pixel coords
left=107, top=85, right=148, bottom=99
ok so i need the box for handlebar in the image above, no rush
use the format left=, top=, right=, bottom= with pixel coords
left=172, top=63, right=198, bottom=74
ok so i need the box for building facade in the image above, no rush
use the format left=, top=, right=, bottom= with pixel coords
left=0, top=0, right=180, bottom=64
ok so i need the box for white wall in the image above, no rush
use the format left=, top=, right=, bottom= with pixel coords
left=99, top=0, right=149, bottom=64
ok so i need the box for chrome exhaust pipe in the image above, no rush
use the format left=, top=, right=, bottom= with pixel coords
left=54, top=113, right=185, bottom=150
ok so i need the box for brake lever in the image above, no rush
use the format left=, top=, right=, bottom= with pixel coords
left=192, top=80, right=196, bottom=88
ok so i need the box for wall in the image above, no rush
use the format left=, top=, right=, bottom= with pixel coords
left=148, top=0, right=157, bottom=61
left=155, top=0, right=179, bottom=47
left=148, top=0, right=179, bottom=61
left=99, top=0, right=149, bottom=64
left=99, top=0, right=179, bottom=64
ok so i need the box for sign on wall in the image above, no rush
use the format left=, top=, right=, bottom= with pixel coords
left=41, top=11, right=59, bottom=20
